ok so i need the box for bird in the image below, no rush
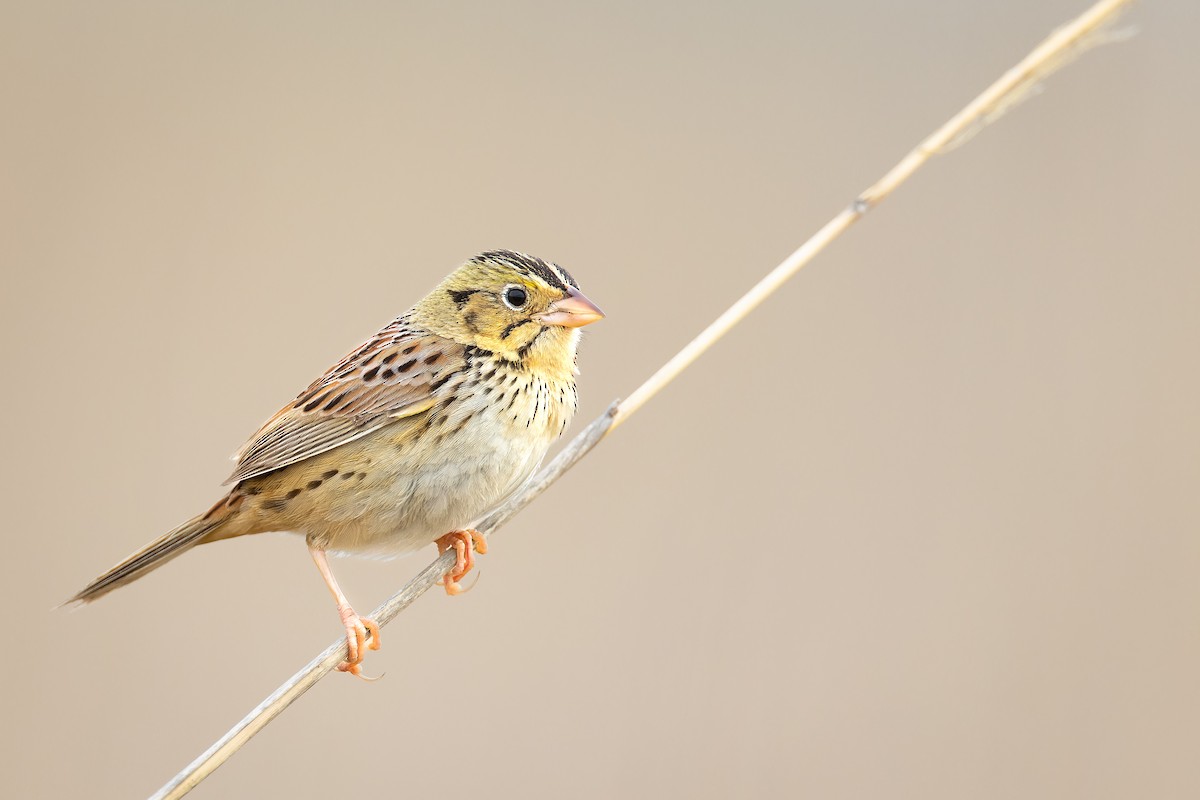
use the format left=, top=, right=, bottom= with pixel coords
left=70, top=250, right=604, bottom=676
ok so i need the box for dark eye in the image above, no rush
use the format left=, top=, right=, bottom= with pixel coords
left=503, top=285, right=528, bottom=309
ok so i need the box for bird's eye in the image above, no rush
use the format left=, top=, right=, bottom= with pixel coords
left=503, top=285, right=528, bottom=309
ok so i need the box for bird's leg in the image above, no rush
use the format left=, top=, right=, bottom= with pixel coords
left=434, top=529, right=488, bottom=596
left=309, top=546, right=380, bottom=679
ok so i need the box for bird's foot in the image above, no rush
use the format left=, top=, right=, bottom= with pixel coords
left=435, top=528, right=488, bottom=596
left=336, top=604, right=381, bottom=679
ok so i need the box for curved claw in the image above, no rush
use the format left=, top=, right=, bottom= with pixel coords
left=435, top=529, right=488, bottom=596
left=337, top=660, right=384, bottom=681
left=337, top=610, right=381, bottom=676
left=447, top=570, right=482, bottom=595
left=310, top=547, right=383, bottom=680
left=361, top=617, right=381, bottom=651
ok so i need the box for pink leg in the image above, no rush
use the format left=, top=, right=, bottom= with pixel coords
left=310, top=546, right=380, bottom=679
left=434, top=529, right=488, bottom=595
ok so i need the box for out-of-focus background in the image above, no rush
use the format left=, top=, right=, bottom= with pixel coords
left=3, top=1, right=1198, bottom=797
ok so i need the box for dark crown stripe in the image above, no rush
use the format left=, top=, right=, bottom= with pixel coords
left=474, top=249, right=578, bottom=291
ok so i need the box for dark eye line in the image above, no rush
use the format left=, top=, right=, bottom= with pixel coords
left=447, top=288, right=478, bottom=308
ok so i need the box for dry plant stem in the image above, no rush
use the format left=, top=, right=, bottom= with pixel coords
left=612, top=0, right=1133, bottom=430
left=149, top=406, right=617, bottom=800
left=150, top=1, right=1133, bottom=797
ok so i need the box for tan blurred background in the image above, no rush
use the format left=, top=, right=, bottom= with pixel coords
left=3, top=1, right=1199, bottom=797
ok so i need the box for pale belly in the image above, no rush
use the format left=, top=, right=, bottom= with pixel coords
left=242, top=378, right=571, bottom=558
left=328, top=422, right=551, bottom=556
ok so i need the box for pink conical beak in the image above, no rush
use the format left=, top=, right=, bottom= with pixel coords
left=536, top=287, right=605, bottom=328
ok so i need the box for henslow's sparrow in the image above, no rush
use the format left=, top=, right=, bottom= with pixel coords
left=71, top=250, right=604, bottom=676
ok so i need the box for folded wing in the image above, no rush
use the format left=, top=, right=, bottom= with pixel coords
left=227, top=320, right=464, bottom=484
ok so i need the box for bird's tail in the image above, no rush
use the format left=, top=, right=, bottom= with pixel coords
left=67, top=497, right=235, bottom=605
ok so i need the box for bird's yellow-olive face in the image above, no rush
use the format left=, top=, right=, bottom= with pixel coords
left=418, top=251, right=603, bottom=364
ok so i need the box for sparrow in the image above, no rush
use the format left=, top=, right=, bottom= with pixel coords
left=70, top=250, right=604, bottom=676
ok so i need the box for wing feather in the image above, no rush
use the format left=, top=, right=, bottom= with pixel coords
left=226, top=321, right=463, bottom=484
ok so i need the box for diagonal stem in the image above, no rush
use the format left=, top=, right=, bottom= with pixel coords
left=149, top=403, right=617, bottom=800
left=149, top=1, right=1134, bottom=796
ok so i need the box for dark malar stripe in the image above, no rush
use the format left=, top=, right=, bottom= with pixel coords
left=517, top=326, right=547, bottom=358
left=500, top=319, right=533, bottom=339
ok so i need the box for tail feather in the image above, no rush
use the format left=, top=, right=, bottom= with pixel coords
left=68, top=505, right=228, bottom=605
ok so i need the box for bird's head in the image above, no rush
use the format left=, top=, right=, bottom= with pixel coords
left=413, top=250, right=604, bottom=375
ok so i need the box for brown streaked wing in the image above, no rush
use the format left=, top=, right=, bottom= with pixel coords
left=226, top=325, right=465, bottom=484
